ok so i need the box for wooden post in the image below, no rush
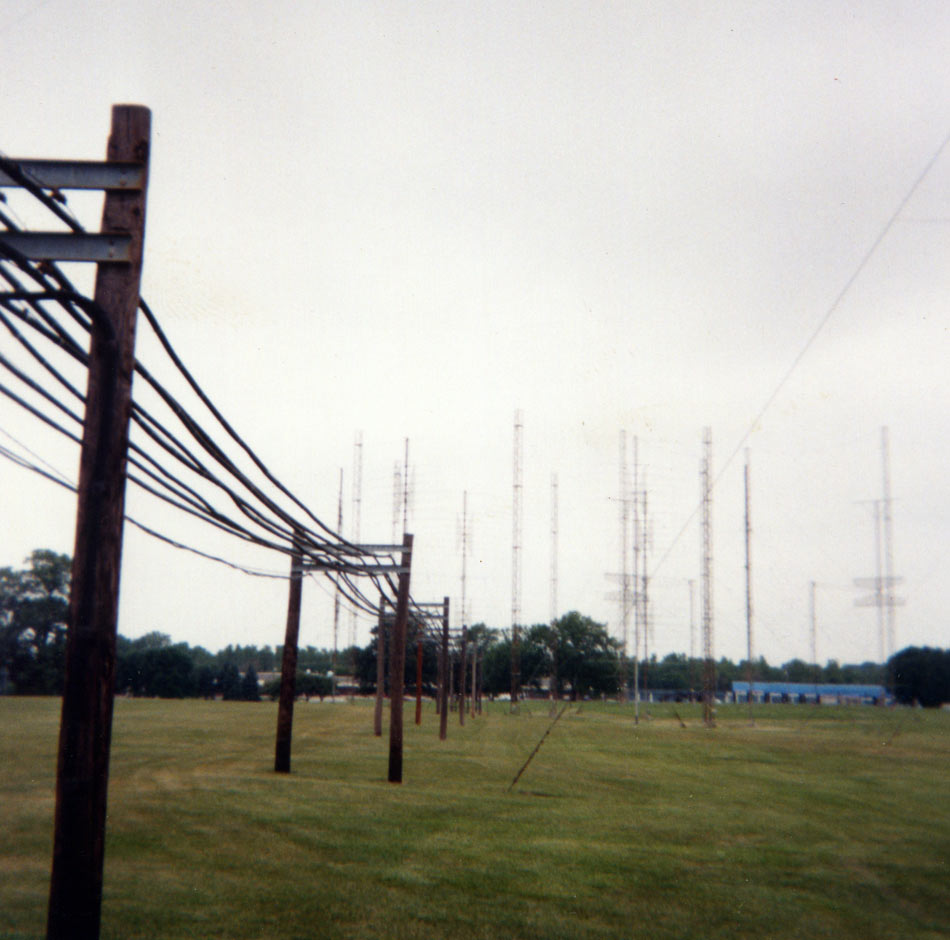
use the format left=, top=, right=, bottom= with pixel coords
left=414, top=634, right=423, bottom=725
left=459, top=624, right=467, bottom=726
left=470, top=642, right=478, bottom=718
left=435, top=619, right=443, bottom=716
left=477, top=650, right=483, bottom=714
left=388, top=533, right=413, bottom=783
left=274, top=533, right=304, bottom=773
left=439, top=596, right=449, bottom=740
left=47, top=105, right=150, bottom=940
left=373, top=599, right=386, bottom=736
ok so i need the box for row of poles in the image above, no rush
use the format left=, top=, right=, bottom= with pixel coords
left=0, top=105, right=446, bottom=940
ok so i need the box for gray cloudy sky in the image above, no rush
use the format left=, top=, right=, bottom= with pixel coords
left=2, top=1, right=948, bottom=667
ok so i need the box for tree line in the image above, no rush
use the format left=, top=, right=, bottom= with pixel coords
left=1, top=549, right=946, bottom=705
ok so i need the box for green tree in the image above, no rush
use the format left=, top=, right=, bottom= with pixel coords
left=0, top=550, right=71, bottom=694
left=554, top=612, right=619, bottom=700
left=116, top=644, right=196, bottom=698
left=218, top=662, right=242, bottom=700
left=887, top=646, right=950, bottom=707
left=240, top=664, right=261, bottom=701
left=480, top=634, right=513, bottom=697
left=196, top=664, right=217, bottom=699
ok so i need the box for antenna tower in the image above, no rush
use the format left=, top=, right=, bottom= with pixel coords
left=809, top=580, right=817, bottom=667
left=350, top=431, right=363, bottom=649
left=641, top=484, right=650, bottom=671
left=632, top=436, right=641, bottom=720
left=618, top=430, right=630, bottom=702
left=550, top=473, right=559, bottom=624
left=881, top=427, right=897, bottom=658
left=392, top=461, right=401, bottom=543
left=688, top=578, right=697, bottom=698
left=332, top=468, right=343, bottom=681
left=701, top=427, right=715, bottom=727
left=461, top=490, right=469, bottom=635
left=511, top=409, right=523, bottom=708
left=855, top=428, right=903, bottom=662
left=744, top=449, right=754, bottom=718
left=550, top=472, right=559, bottom=708
left=402, top=437, right=410, bottom=535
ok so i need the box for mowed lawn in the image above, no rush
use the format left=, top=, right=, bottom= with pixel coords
left=2, top=697, right=948, bottom=939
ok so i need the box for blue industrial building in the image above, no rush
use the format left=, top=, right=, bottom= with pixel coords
left=731, top=681, right=888, bottom=705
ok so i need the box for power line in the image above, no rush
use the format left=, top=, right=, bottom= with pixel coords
left=649, top=127, right=950, bottom=581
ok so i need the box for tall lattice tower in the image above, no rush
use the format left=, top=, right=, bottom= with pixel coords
left=349, top=431, right=363, bottom=650
left=632, top=436, right=641, bottom=718
left=618, top=431, right=630, bottom=701
left=461, top=490, right=469, bottom=635
left=881, top=427, right=898, bottom=658
left=511, top=409, right=523, bottom=708
left=402, top=437, right=411, bottom=536
left=332, top=468, right=343, bottom=678
left=855, top=428, right=903, bottom=661
left=744, top=449, right=754, bottom=717
left=550, top=473, right=559, bottom=624
left=701, top=427, right=716, bottom=727
left=550, top=472, right=559, bottom=707
left=392, top=460, right=401, bottom=543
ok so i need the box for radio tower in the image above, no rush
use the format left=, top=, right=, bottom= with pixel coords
left=855, top=428, right=903, bottom=662
left=392, top=461, right=401, bottom=543
left=550, top=474, right=559, bottom=624
left=550, top=472, right=559, bottom=709
left=809, top=580, right=818, bottom=668
left=349, top=431, right=363, bottom=650
left=461, top=490, right=469, bottom=639
left=632, top=436, right=641, bottom=720
left=402, top=437, right=410, bottom=535
left=332, top=468, right=343, bottom=685
left=618, top=431, right=630, bottom=702
left=881, top=427, right=898, bottom=658
left=701, top=428, right=716, bottom=727
left=511, top=409, right=524, bottom=709
left=641, top=484, right=650, bottom=686
left=744, top=449, right=754, bottom=719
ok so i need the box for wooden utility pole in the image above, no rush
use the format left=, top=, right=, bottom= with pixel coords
left=331, top=468, right=343, bottom=695
left=744, top=450, right=754, bottom=723
left=414, top=632, right=423, bottom=725
left=459, top=624, right=467, bottom=726
left=373, top=600, right=386, bottom=737
left=701, top=428, right=716, bottom=728
left=470, top=640, right=478, bottom=719
left=46, top=105, right=151, bottom=940
left=439, top=596, right=449, bottom=740
left=274, top=532, right=304, bottom=773
left=388, top=533, right=413, bottom=783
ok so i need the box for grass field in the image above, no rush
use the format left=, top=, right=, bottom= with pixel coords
left=2, top=697, right=949, bottom=939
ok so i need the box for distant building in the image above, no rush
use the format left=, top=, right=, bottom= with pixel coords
left=732, top=681, right=888, bottom=705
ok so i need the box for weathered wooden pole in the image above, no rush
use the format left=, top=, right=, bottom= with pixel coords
left=439, top=596, right=449, bottom=740
left=373, top=599, right=386, bottom=737
left=274, top=532, right=304, bottom=773
left=459, top=624, right=467, bottom=726
left=414, top=633, right=423, bottom=725
left=435, top=621, right=444, bottom=716
left=470, top=642, right=478, bottom=719
left=47, top=105, right=150, bottom=940
left=388, top=533, right=413, bottom=783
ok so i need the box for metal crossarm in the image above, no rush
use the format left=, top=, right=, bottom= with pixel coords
left=0, top=159, right=146, bottom=190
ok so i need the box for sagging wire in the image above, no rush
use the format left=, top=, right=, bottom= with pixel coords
left=0, top=160, right=408, bottom=604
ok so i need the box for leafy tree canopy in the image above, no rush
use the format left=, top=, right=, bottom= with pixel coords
left=0, top=550, right=71, bottom=694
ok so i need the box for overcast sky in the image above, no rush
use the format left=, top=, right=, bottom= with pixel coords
left=2, top=1, right=949, bottom=668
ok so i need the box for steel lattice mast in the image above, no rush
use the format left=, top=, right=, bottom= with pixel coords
left=618, top=430, right=629, bottom=701
left=511, top=409, right=523, bottom=709
left=701, top=428, right=715, bottom=727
